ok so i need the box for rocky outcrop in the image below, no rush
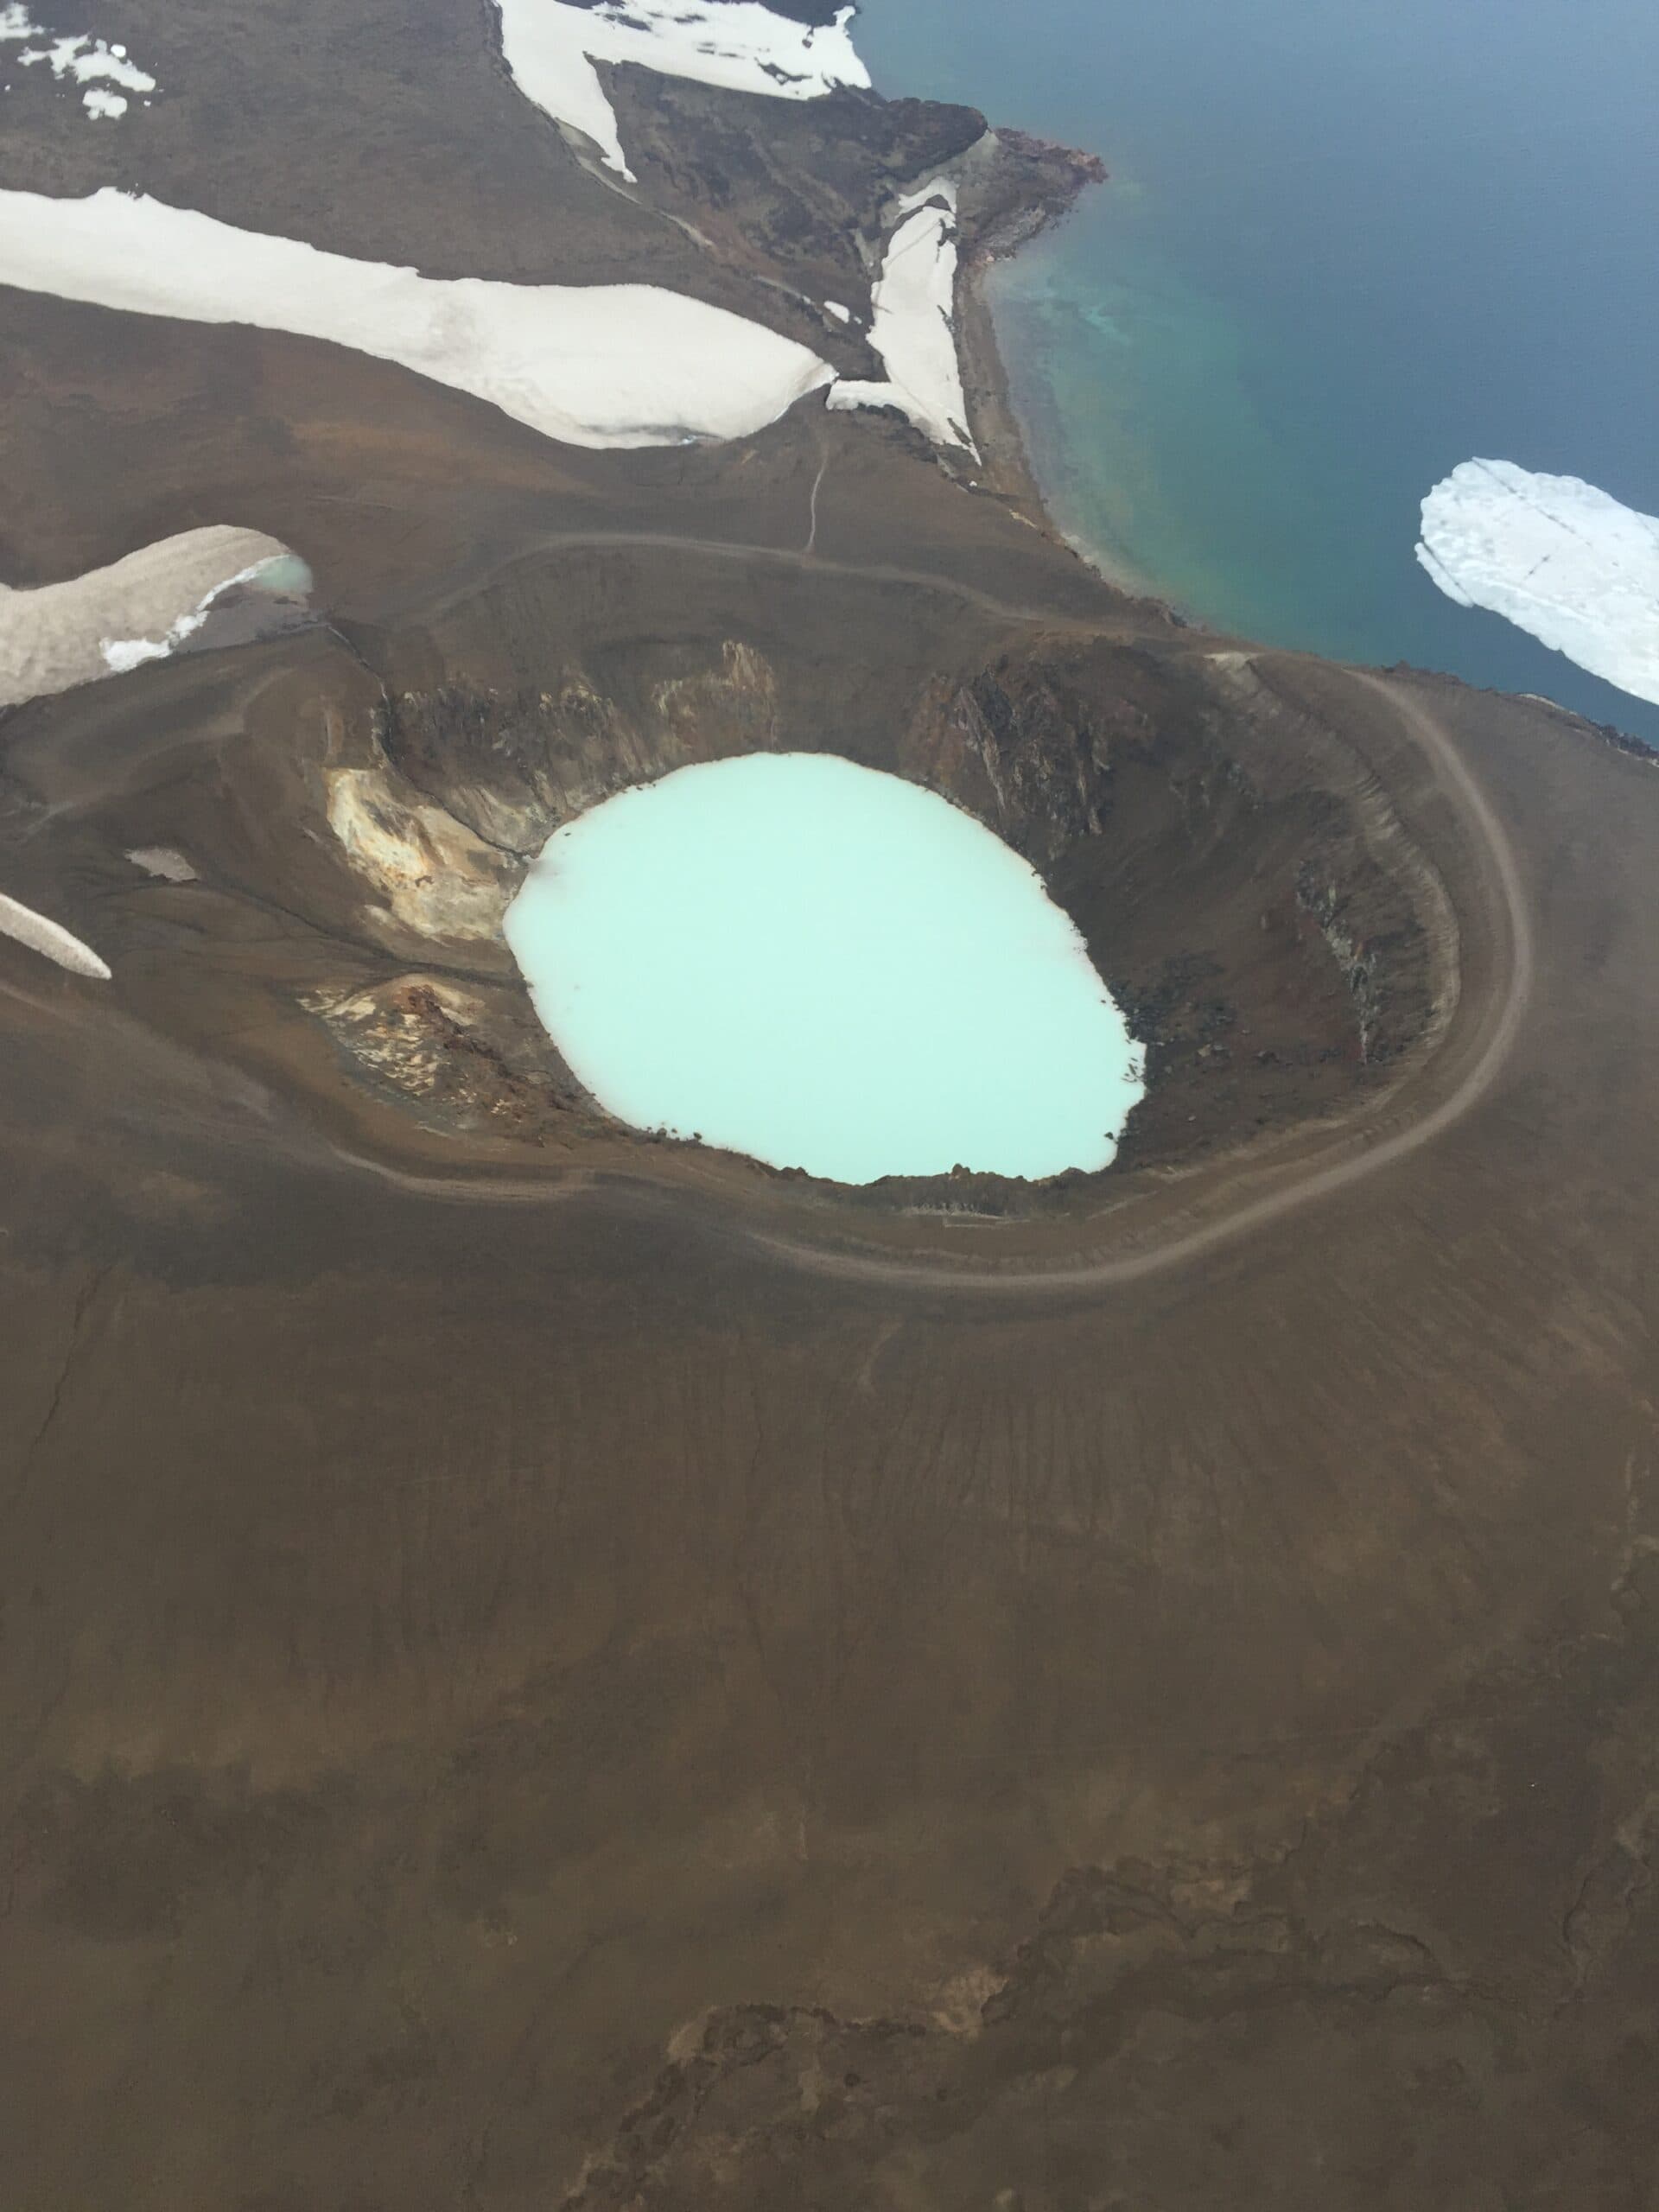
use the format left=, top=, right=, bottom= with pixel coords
left=556, top=1858, right=1465, bottom=2210
left=957, top=124, right=1109, bottom=269
left=319, top=636, right=783, bottom=957
left=901, top=654, right=1137, bottom=863
left=1297, top=866, right=1394, bottom=1066
left=375, top=639, right=781, bottom=861
left=305, top=972, right=590, bottom=1135
left=557, top=1542, right=1659, bottom=2210
left=324, top=759, right=520, bottom=946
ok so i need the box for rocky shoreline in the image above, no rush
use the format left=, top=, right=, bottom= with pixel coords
left=947, top=122, right=1216, bottom=632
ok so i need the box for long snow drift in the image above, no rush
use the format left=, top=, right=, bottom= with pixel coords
left=828, top=180, right=977, bottom=455
left=496, top=0, right=868, bottom=180
left=0, top=525, right=300, bottom=707
left=1417, top=460, right=1659, bottom=709
left=0, top=188, right=836, bottom=451
left=0, top=3, right=156, bottom=119
left=0, top=893, right=111, bottom=979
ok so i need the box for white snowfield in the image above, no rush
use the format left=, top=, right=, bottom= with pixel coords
left=0, top=187, right=836, bottom=452
left=495, top=0, right=868, bottom=181
left=1417, top=460, right=1659, bottom=709
left=0, top=893, right=111, bottom=979
left=0, top=3, right=156, bottom=119
left=0, top=524, right=299, bottom=707
left=828, top=178, right=977, bottom=455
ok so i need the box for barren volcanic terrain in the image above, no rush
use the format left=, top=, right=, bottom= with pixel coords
left=3, top=3, right=1657, bottom=2208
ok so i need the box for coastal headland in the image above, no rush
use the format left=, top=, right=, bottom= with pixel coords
left=3, top=3, right=1658, bottom=2205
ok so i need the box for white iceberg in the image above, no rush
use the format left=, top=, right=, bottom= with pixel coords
left=1417, top=459, right=1659, bottom=709
left=0, top=893, right=111, bottom=979
left=495, top=0, right=868, bottom=181
left=0, top=524, right=302, bottom=707
left=1, top=7, right=156, bottom=118
left=828, top=179, right=977, bottom=455
left=0, top=187, right=835, bottom=454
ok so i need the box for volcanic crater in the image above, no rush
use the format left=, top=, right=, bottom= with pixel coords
left=20, top=537, right=1455, bottom=1218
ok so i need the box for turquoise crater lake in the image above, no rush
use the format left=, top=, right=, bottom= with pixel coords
left=505, top=753, right=1145, bottom=1185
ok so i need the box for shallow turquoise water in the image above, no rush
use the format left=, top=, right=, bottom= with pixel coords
left=505, top=754, right=1144, bottom=1183
left=251, top=553, right=315, bottom=598
left=860, top=0, right=1659, bottom=744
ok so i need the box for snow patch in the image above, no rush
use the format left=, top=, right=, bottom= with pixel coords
left=0, top=892, right=111, bottom=980
left=494, top=0, right=868, bottom=181
left=0, top=524, right=302, bottom=707
left=1417, top=460, right=1659, bottom=709
left=1, top=8, right=157, bottom=118
left=0, top=188, right=835, bottom=454
left=827, top=180, right=977, bottom=455
left=100, top=556, right=304, bottom=673
left=126, top=847, right=198, bottom=883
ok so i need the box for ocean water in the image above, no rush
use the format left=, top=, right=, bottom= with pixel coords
left=505, top=753, right=1144, bottom=1183
left=859, top=0, right=1659, bottom=745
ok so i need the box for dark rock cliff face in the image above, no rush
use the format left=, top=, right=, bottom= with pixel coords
left=603, top=35, right=1105, bottom=390
left=606, top=74, right=988, bottom=359
left=378, top=638, right=782, bottom=859
left=1296, top=864, right=1411, bottom=1068
left=893, top=638, right=1441, bottom=1181
left=958, top=127, right=1109, bottom=267
left=901, top=659, right=1124, bottom=865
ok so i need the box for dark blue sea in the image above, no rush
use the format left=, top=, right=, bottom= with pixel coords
left=860, top=0, right=1659, bottom=744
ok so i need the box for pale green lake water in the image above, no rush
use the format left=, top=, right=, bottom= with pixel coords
left=252, top=553, right=315, bottom=598
left=505, top=753, right=1144, bottom=1183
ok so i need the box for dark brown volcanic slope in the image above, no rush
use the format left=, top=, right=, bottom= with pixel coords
left=3, top=6, right=1659, bottom=2209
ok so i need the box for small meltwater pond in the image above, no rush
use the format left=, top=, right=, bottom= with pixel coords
left=505, top=753, right=1145, bottom=1185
